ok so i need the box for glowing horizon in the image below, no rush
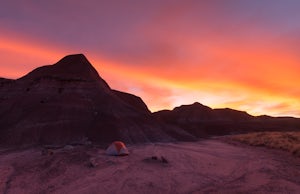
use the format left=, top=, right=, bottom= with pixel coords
left=1, top=1, right=300, bottom=117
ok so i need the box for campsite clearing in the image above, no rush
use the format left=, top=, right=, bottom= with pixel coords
left=0, top=139, right=300, bottom=194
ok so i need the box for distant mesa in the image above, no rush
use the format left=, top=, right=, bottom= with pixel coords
left=0, top=54, right=300, bottom=146
left=154, top=102, right=300, bottom=137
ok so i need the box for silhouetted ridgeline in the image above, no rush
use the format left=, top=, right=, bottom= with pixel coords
left=153, top=102, right=300, bottom=137
left=1, top=54, right=300, bottom=146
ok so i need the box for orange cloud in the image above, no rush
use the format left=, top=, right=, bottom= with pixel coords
left=0, top=31, right=66, bottom=78
left=1, top=28, right=300, bottom=117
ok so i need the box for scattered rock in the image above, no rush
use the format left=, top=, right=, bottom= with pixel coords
left=41, top=149, right=54, bottom=156
left=143, top=156, right=169, bottom=164
left=161, top=156, right=168, bottom=164
left=151, top=156, right=158, bottom=160
left=88, top=158, right=98, bottom=168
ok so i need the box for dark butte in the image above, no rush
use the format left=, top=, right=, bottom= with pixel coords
left=1, top=54, right=300, bottom=146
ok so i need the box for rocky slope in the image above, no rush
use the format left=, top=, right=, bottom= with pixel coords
left=0, top=54, right=194, bottom=145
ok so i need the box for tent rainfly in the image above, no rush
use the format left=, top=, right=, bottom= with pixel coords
left=106, top=141, right=129, bottom=156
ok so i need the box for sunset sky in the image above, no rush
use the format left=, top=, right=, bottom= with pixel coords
left=1, top=0, right=300, bottom=117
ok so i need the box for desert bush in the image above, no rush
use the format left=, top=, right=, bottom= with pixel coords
left=231, top=132, right=300, bottom=157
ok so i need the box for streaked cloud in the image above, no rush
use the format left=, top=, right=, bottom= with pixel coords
left=1, top=1, right=300, bottom=117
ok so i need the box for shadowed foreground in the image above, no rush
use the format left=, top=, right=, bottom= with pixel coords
left=1, top=140, right=300, bottom=194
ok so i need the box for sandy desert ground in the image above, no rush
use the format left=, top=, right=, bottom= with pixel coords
left=1, top=139, right=300, bottom=194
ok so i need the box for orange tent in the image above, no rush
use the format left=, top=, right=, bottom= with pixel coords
left=106, top=141, right=129, bottom=156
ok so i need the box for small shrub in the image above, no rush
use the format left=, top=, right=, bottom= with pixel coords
left=230, top=132, right=300, bottom=157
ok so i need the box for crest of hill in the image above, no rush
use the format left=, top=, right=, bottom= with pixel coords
left=155, top=102, right=253, bottom=122
left=19, top=54, right=109, bottom=88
